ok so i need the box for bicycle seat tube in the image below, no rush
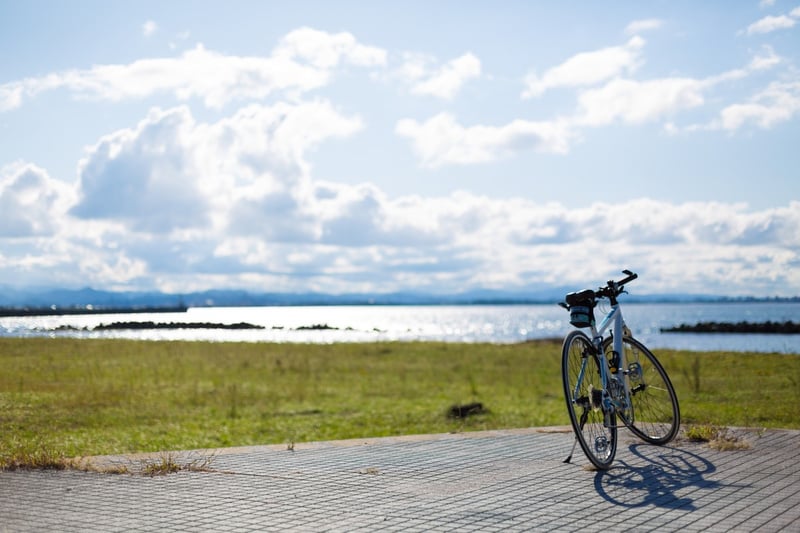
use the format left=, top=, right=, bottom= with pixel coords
left=591, top=303, right=630, bottom=415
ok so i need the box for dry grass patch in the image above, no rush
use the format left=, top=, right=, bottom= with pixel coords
left=684, top=424, right=755, bottom=451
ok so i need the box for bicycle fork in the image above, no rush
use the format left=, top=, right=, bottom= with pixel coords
left=564, top=350, right=602, bottom=464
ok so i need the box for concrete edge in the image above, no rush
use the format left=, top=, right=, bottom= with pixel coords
left=78, top=426, right=575, bottom=471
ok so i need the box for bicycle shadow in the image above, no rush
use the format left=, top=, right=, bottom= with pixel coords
left=593, top=443, right=733, bottom=510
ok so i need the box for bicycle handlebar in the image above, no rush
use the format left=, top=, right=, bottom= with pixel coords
left=616, top=269, right=638, bottom=287
left=595, top=269, right=638, bottom=300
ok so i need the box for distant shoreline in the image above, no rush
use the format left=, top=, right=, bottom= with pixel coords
left=0, top=305, right=188, bottom=318
left=49, top=321, right=347, bottom=332
left=2, top=287, right=799, bottom=313
left=661, top=321, right=800, bottom=334
left=3, top=299, right=799, bottom=317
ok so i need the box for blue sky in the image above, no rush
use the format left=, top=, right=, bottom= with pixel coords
left=1, top=0, right=799, bottom=296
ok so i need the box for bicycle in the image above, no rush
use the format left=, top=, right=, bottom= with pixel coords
left=559, top=270, right=680, bottom=470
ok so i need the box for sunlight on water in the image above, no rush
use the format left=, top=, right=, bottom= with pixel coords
left=0, top=303, right=797, bottom=353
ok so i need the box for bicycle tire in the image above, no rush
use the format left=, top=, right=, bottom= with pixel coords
left=562, top=330, right=617, bottom=469
left=605, top=336, right=680, bottom=445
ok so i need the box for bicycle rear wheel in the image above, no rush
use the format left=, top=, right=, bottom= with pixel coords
left=605, top=336, right=680, bottom=445
left=562, top=330, right=617, bottom=469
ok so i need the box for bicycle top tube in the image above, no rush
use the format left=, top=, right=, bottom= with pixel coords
left=594, top=304, right=619, bottom=338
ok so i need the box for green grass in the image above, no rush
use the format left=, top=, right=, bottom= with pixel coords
left=0, top=338, right=798, bottom=468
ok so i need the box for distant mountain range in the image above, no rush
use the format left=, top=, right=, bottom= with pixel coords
left=0, top=286, right=796, bottom=312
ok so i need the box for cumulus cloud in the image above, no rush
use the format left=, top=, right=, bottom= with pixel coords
left=522, top=36, right=645, bottom=98
left=2, top=22, right=798, bottom=296
left=399, top=38, right=789, bottom=167
left=746, top=14, right=796, bottom=35
left=575, top=76, right=707, bottom=126
left=396, top=52, right=481, bottom=99
left=71, top=107, right=211, bottom=232
left=745, top=45, right=782, bottom=71
left=573, top=45, right=782, bottom=132
left=2, top=136, right=798, bottom=294
left=396, top=36, right=791, bottom=166
left=0, top=162, right=74, bottom=237
left=274, top=26, right=387, bottom=69
left=745, top=5, right=800, bottom=35
left=0, top=27, right=386, bottom=111
left=177, top=194, right=800, bottom=295
left=715, top=80, right=800, bottom=131
left=395, top=112, right=573, bottom=167
left=72, top=101, right=365, bottom=237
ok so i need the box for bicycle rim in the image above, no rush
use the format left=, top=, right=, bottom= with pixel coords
left=608, top=336, right=680, bottom=445
left=562, top=331, right=617, bottom=469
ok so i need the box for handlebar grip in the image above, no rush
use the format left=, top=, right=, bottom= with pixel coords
left=618, top=269, right=638, bottom=286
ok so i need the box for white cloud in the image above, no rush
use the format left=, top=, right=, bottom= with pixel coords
left=746, top=45, right=782, bottom=71
left=400, top=41, right=787, bottom=167
left=2, top=18, right=799, bottom=296
left=522, top=36, right=645, bottom=98
left=71, top=107, right=211, bottom=233
left=746, top=14, right=796, bottom=35
left=575, top=77, right=707, bottom=126
left=0, top=28, right=387, bottom=111
left=407, top=53, right=481, bottom=99
left=386, top=51, right=481, bottom=100
left=576, top=45, right=782, bottom=130
left=191, top=195, right=800, bottom=295
left=273, top=26, right=387, bottom=69
left=625, top=19, right=663, bottom=35
left=72, top=101, right=365, bottom=237
left=0, top=162, right=75, bottom=237
left=0, top=84, right=23, bottom=112
left=142, top=20, right=158, bottom=37
left=2, top=136, right=798, bottom=294
left=716, top=80, right=800, bottom=131
left=395, top=112, right=573, bottom=167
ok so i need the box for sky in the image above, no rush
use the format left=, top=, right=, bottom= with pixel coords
left=1, top=0, right=799, bottom=297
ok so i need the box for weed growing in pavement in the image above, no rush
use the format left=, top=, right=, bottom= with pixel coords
left=138, top=452, right=217, bottom=476
left=684, top=424, right=753, bottom=451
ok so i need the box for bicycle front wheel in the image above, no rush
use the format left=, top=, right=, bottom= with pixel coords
left=606, top=336, right=680, bottom=445
left=562, top=330, right=617, bottom=470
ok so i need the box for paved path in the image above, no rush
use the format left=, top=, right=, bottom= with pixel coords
left=1, top=427, right=798, bottom=532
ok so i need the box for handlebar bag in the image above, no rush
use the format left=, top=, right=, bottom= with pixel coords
left=565, top=289, right=596, bottom=328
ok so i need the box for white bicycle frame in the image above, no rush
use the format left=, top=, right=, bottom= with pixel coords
left=585, top=301, right=632, bottom=424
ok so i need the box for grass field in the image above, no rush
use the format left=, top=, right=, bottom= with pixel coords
left=1, top=337, right=798, bottom=468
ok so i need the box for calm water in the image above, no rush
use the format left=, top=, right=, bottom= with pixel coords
left=1, top=302, right=797, bottom=353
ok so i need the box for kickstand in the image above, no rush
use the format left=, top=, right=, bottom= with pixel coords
left=564, top=410, right=588, bottom=464
left=563, top=436, right=578, bottom=464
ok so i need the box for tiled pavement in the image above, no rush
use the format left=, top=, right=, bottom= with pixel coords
left=1, top=427, right=798, bottom=532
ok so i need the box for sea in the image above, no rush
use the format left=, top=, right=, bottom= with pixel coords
left=0, top=302, right=798, bottom=354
